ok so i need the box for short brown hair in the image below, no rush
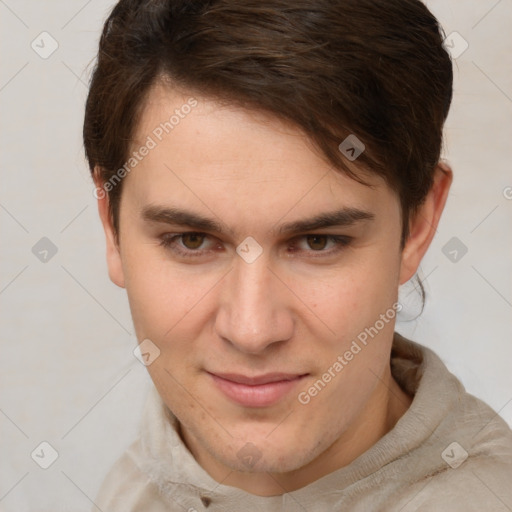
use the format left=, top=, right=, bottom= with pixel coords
left=83, top=0, right=453, bottom=248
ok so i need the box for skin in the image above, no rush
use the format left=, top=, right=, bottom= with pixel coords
left=95, top=81, right=452, bottom=496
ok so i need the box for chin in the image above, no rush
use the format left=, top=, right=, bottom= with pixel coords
left=211, top=430, right=317, bottom=474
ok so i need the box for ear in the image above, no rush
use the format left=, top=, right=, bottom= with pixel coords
left=93, top=168, right=126, bottom=289
left=399, top=162, right=453, bottom=284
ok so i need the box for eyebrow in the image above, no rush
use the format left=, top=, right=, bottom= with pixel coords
left=141, top=205, right=375, bottom=237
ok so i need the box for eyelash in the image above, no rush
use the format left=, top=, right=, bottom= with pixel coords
left=158, top=232, right=352, bottom=259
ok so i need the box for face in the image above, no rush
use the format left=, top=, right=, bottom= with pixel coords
left=96, top=81, right=450, bottom=494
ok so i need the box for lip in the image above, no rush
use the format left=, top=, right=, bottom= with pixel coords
left=207, top=371, right=308, bottom=407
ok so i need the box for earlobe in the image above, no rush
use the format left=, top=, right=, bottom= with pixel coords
left=399, top=162, right=453, bottom=285
left=93, top=168, right=126, bottom=289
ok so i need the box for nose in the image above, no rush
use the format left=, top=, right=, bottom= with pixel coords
left=214, top=254, right=294, bottom=354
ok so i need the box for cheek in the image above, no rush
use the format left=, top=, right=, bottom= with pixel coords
left=120, top=240, right=186, bottom=340
left=299, top=252, right=399, bottom=344
left=121, top=241, right=223, bottom=364
left=126, top=272, right=202, bottom=344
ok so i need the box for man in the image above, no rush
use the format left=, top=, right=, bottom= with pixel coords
left=83, top=0, right=512, bottom=510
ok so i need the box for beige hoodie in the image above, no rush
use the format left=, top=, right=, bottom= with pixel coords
left=94, top=333, right=512, bottom=511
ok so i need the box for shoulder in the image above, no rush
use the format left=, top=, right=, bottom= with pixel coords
left=392, top=442, right=512, bottom=511
left=93, top=439, right=169, bottom=512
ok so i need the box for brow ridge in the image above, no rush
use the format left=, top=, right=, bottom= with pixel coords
left=141, top=204, right=375, bottom=237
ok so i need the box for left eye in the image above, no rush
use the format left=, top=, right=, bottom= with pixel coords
left=302, top=235, right=335, bottom=251
left=288, top=234, right=352, bottom=256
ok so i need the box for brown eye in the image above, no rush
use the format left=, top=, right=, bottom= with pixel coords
left=181, top=233, right=205, bottom=249
left=306, top=235, right=328, bottom=251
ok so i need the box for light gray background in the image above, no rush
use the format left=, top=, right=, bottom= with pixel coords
left=0, top=0, right=511, bottom=510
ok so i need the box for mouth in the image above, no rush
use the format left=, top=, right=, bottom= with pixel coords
left=207, top=371, right=309, bottom=408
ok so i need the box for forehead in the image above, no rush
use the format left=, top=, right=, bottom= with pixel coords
left=124, top=82, right=398, bottom=235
